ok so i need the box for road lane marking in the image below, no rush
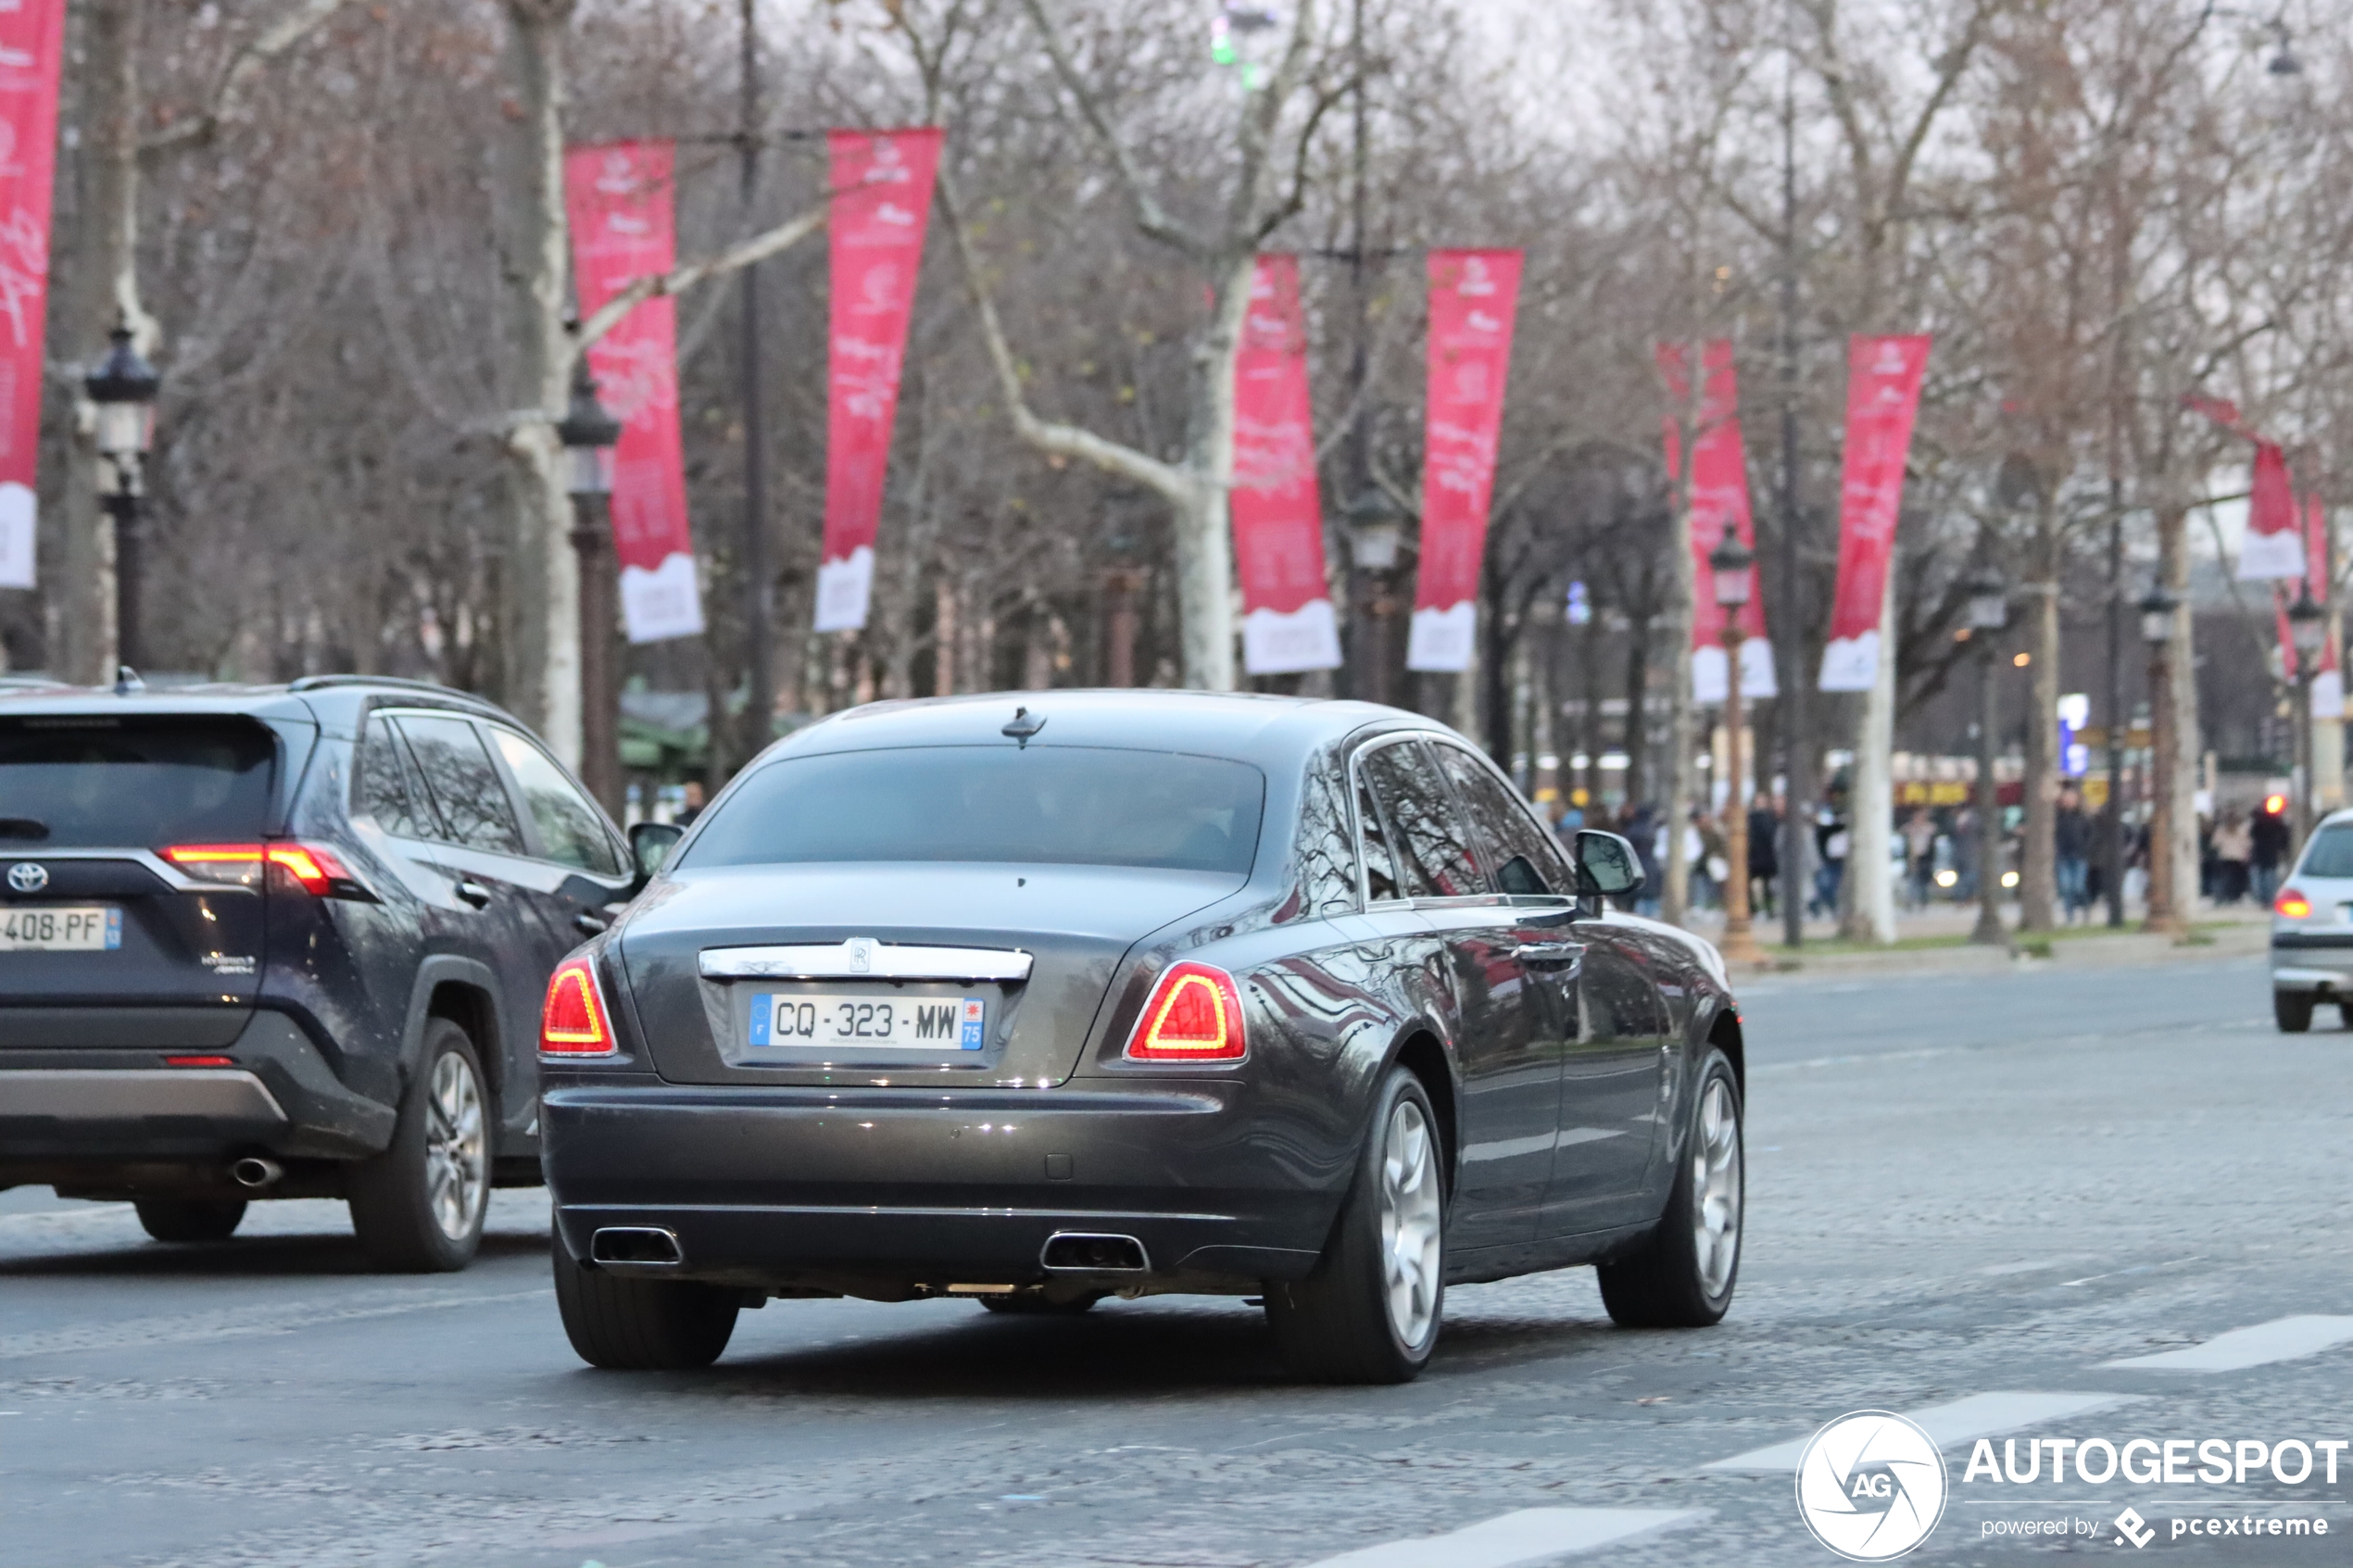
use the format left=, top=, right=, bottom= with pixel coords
left=1703, top=1392, right=2140, bottom=1472
left=2104, top=1315, right=2353, bottom=1371
left=0, top=1287, right=550, bottom=1361
left=1295, top=1508, right=1705, bottom=1568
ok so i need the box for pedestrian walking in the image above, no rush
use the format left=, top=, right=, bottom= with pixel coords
left=1903, top=807, right=1937, bottom=909
left=1811, top=809, right=1849, bottom=919
left=2251, top=804, right=2290, bottom=907
left=1747, top=791, right=1780, bottom=917
left=2212, top=808, right=2252, bottom=906
left=1694, top=809, right=1727, bottom=910
left=2054, top=786, right=2092, bottom=922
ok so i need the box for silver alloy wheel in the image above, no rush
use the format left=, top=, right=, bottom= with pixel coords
left=1378, top=1098, right=1443, bottom=1348
left=1692, top=1076, right=1743, bottom=1298
left=424, top=1049, right=488, bottom=1242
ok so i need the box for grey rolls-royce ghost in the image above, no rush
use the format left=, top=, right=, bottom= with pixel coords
left=539, top=692, right=1746, bottom=1383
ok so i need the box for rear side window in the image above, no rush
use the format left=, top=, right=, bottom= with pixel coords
left=488, top=728, right=623, bottom=875
left=2300, top=826, right=2353, bottom=878
left=1358, top=740, right=1485, bottom=898
left=396, top=716, right=526, bottom=856
left=0, top=718, right=273, bottom=848
left=679, top=746, right=1265, bottom=875
left=356, top=717, right=434, bottom=839
left=1355, top=777, right=1401, bottom=902
left=1434, top=743, right=1570, bottom=896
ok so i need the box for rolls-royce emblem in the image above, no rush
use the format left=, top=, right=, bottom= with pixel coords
left=848, top=938, right=875, bottom=972
left=6, top=862, right=48, bottom=894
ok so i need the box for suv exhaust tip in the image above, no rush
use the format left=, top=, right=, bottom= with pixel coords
left=1039, top=1232, right=1149, bottom=1273
left=229, top=1157, right=283, bottom=1189
left=590, top=1227, right=685, bottom=1267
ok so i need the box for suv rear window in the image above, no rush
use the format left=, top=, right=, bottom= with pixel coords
left=0, top=718, right=275, bottom=848
left=2299, top=825, right=2353, bottom=879
left=679, top=746, right=1265, bottom=875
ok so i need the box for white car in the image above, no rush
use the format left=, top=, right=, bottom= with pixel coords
left=2268, top=809, right=2353, bottom=1030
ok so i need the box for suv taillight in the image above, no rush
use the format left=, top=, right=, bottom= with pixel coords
left=1123, top=961, right=1247, bottom=1062
left=541, top=955, right=617, bottom=1056
left=162, top=842, right=372, bottom=898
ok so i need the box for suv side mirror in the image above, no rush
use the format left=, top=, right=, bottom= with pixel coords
left=628, top=821, right=685, bottom=887
left=1572, top=829, right=1645, bottom=898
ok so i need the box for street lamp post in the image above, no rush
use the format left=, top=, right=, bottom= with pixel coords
left=2139, top=584, right=2183, bottom=936
left=559, top=359, right=624, bottom=816
left=1966, top=567, right=2009, bottom=946
left=1347, top=486, right=1405, bottom=707
left=84, top=321, right=159, bottom=676
left=2287, top=583, right=2327, bottom=850
left=1708, top=528, right=1765, bottom=966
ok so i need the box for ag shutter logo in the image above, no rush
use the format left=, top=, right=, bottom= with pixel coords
left=1795, top=1411, right=1950, bottom=1561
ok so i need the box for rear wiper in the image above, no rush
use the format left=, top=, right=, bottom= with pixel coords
left=0, top=818, right=50, bottom=840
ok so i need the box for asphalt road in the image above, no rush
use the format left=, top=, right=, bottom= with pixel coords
left=5, top=951, right=2349, bottom=1567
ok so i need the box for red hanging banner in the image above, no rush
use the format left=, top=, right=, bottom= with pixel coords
left=814, top=127, right=943, bottom=633
left=1656, top=340, right=1774, bottom=704
left=1408, top=248, right=1522, bottom=672
left=2238, top=441, right=2303, bottom=581
left=1230, top=255, right=1339, bottom=673
left=565, top=142, right=704, bottom=643
left=2302, top=494, right=2341, bottom=716
left=0, top=0, right=65, bottom=590
left=1818, top=334, right=1931, bottom=693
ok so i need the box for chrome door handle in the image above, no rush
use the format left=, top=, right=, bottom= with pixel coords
left=573, top=911, right=607, bottom=935
left=454, top=881, right=492, bottom=909
left=1514, top=941, right=1585, bottom=968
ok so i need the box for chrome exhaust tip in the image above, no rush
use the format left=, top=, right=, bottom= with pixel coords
left=1039, top=1232, right=1150, bottom=1273
left=590, top=1227, right=685, bottom=1267
left=229, top=1157, right=283, bottom=1189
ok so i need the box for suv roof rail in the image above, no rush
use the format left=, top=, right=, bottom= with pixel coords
left=287, top=674, right=484, bottom=700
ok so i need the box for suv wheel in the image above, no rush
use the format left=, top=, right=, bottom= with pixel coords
left=134, top=1198, right=246, bottom=1243
left=2276, top=992, right=2315, bottom=1033
left=347, top=1019, right=491, bottom=1272
left=1265, top=1065, right=1446, bottom=1384
left=1599, top=1048, right=1743, bottom=1328
left=552, top=1236, right=740, bottom=1369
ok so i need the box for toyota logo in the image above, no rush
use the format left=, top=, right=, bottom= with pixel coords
left=6, top=862, right=49, bottom=894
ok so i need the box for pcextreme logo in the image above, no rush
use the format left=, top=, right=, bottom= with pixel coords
left=1795, top=1411, right=1950, bottom=1561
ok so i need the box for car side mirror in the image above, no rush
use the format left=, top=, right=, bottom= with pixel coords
left=1572, top=829, right=1644, bottom=899
left=628, top=821, right=685, bottom=888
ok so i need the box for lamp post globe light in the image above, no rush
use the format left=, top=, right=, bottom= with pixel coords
left=2287, top=583, right=2327, bottom=846
left=1345, top=485, right=1406, bottom=706
left=1706, top=527, right=1765, bottom=966
left=84, top=320, right=159, bottom=675
left=1967, top=566, right=2008, bottom=946
left=560, top=359, right=625, bottom=815
left=2136, top=582, right=2184, bottom=935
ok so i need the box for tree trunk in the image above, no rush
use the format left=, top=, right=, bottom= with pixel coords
left=492, top=0, right=581, bottom=759
left=57, top=0, right=148, bottom=685
left=1840, top=567, right=1898, bottom=943
left=1621, top=624, right=1649, bottom=811
left=1168, top=249, right=1254, bottom=692
left=2152, top=501, right=2198, bottom=936
left=2019, top=539, right=2061, bottom=931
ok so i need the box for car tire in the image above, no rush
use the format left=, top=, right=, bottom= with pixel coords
left=551, top=1235, right=740, bottom=1370
left=1600, top=1047, right=1743, bottom=1329
left=1265, top=1065, right=1446, bottom=1385
left=2276, top=993, right=2315, bottom=1033
left=133, top=1198, right=246, bottom=1243
left=346, top=1019, right=491, bottom=1273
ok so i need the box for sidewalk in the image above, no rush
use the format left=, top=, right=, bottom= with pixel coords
left=1676, top=898, right=2272, bottom=981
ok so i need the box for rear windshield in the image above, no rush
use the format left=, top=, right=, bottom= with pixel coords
left=0, top=718, right=276, bottom=848
left=2300, top=825, right=2353, bottom=879
left=679, top=746, right=1265, bottom=875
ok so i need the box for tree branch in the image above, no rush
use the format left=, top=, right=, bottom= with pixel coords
left=570, top=200, right=827, bottom=358
left=141, top=0, right=356, bottom=156
left=1014, top=0, right=1204, bottom=259
left=936, top=168, right=1190, bottom=501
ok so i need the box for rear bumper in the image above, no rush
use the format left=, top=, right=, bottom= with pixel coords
left=0, top=1008, right=396, bottom=1167
left=541, top=1080, right=1340, bottom=1290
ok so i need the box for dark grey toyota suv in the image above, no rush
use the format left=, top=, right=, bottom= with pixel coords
left=542, top=692, right=1745, bottom=1382
left=0, top=675, right=635, bottom=1269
